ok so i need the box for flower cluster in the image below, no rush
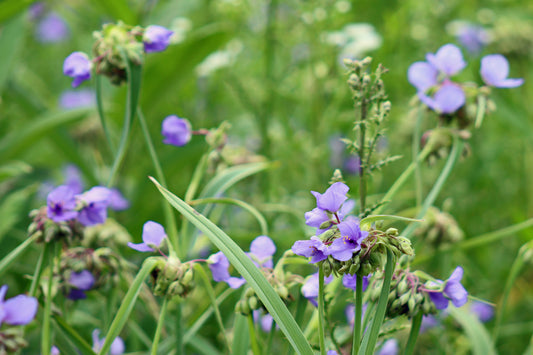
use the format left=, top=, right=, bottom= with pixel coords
left=408, top=43, right=523, bottom=115
left=63, top=22, right=173, bottom=87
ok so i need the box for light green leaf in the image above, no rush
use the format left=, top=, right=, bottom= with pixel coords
left=359, top=215, right=422, bottom=229
left=448, top=307, right=498, bottom=355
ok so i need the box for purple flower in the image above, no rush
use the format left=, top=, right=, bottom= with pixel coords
left=377, top=338, right=399, bottom=355
left=420, top=314, right=440, bottom=333
left=248, top=235, right=276, bottom=268
left=327, top=351, right=338, bottom=355
left=408, top=61, right=439, bottom=93
left=418, top=81, right=466, bottom=114
left=47, top=185, right=78, bottom=222
left=342, top=273, right=370, bottom=292
left=253, top=310, right=276, bottom=332
left=76, top=186, right=111, bottom=226
left=301, top=272, right=333, bottom=307
left=108, top=188, right=130, bottom=211
left=207, top=251, right=246, bottom=289
left=63, top=52, right=92, bottom=88
left=161, top=115, right=192, bottom=147
left=325, top=216, right=368, bottom=261
left=428, top=266, right=468, bottom=310
left=470, top=301, right=494, bottom=322
left=345, top=303, right=368, bottom=327
left=128, top=221, right=167, bottom=252
left=28, top=2, right=45, bottom=19
left=311, top=182, right=349, bottom=213
left=143, top=25, right=174, bottom=53
left=92, top=329, right=125, bottom=355
left=63, top=164, right=84, bottom=194
left=455, top=24, right=489, bottom=54
left=0, top=285, right=38, bottom=326
left=291, top=236, right=328, bottom=263
left=67, top=270, right=95, bottom=300
left=344, top=156, right=361, bottom=175
left=59, top=89, right=96, bottom=110
left=51, top=345, right=60, bottom=355
left=35, top=12, right=69, bottom=43
left=480, top=54, right=524, bottom=88
left=426, top=44, right=466, bottom=77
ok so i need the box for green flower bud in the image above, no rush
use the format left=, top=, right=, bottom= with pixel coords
left=397, top=279, right=408, bottom=294
left=248, top=296, right=259, bottom=311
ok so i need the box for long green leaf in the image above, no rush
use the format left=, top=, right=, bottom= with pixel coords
left=0, top=184, right=37, bottom=243
left=53, top=316, right=97, bottom=355
left=0, top=233, right=38, bottom=277
left=359, top=215, right=422, bottom=229
left=151, top=177, right=314, bottom=354
left=233, top=314, right=250, bottom=355
left=0, top=12, right=25, bottom=91
left=448, top=307, right=497, bottom=355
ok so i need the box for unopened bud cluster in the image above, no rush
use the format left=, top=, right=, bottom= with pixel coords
left=150, top=257, right=195, bottom=299
left=0, top=329, right=28, bottom=355
left=414, top=207, right=464, bottom=247
left=28, top=207, right=84, bottom=245
left=369, top=268, right=437, bottom=319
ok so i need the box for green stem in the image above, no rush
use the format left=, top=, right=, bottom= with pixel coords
left=403, top=137, right=464, bottom=239
left=106, top=59, right=142, bottom=188
left=151, top=297, right=169, bottom=355
left=404, top=311, right=423, bottom=355
left=492, top=243, right=529, bottom=340
left=358, top=102, right=367, bottom=214
left=137, top=108, right=179, bottom=257
left=29, top=242, right=48, bottom=297
left=358, top=249, right=395, bottom=355
left=413, top=106, right=424, bottom=207
left=374, top=144, right=433, bottom=215
left=95, top=75, right=116, bottom=154
left=352, top=274, right=363, bottom=355
left=318, top=265, right=326, bottom=355
left=175, top=302, right=184, bottom=355
left=248, top=313, right=262, bottom=355
left=98, top=258, right=157, bottom=355
left=41, top=243, right=56, bottom=355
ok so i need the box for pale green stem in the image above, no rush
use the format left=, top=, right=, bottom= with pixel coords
left=352, top=274, right=363, bottom=355
left=318, top=265, right=326, bottom=355
left=404, top=311, right=423, bottom=355
left=41, top=243, right=56, bottom=355
left=137, top=108, right=179, bottom=257
left=95, top=75, right=116, bottom=154
left=413, top=106, right=424, bottom=207
left=248, top=313, right=262, bottom=355
left=151, top=297, right=169, bottom=355
left=175, top=303, right=184, bottom=355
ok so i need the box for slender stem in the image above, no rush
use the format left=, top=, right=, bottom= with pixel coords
left=358, top=104, right=367, bottom=214
left=374, top=144, right=433, bottom=215
left=318, top=265, right=326, bottom=355
left=0, top=233, right=39, bottom=277
left=413, top=106, right=424, bottom=207
left=175, top=302, right=184, bottom=355
left=248, top=313, right=262, bottom=355
left=41, top=243, right=56, bottom=355
left=359, top=249, right=395, bottom=355
left=404, top=311, right=423, bottom=355
left=265, top=319, right=276, bottom=355
left=403, top=137, right=464, bottom=239
left=29, top=243, right=48, bottom=297
left=352, top=274, right=363, bottom=355
left=137, top=108, right=179, bottom=257
left=95, top=75, right=116, bottom=154
left=151, top=297, right=169, bottom=355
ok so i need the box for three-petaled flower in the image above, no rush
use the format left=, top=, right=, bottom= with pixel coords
left=161, top=115, right=192, bottom=147
left=427, top=266, right=468, bottom=310
left=63, top=52, right=92, bottom=87
left=0, top=285, right=38, bottom=327
left=324, top=216, right=368, bottom=261
left=128, top=221, right=167, bottom=252
left=143, top=25, right=174, bottom=53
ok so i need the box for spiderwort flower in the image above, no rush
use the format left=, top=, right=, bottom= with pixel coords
left=59, top=89, right=96, bottom=110
left=143, top=25, right=174, bottom=53
left=325, top=216, right=368, bottom=261
left=377, top=338, right=399, bottom=355
left=480, top=54, right=524, bottom=88
left=470, top=301, right=494, bottom=322
left=0, top=285, right=38, bottom=326
left=253, top=310, right=275, bottom=332
left=63, top=164, right=84, bottom=194
left=454, top=23, right=489, bottom=54
left=128, top=221, right=167, bottom=252
left=301, top=272, right=333, bottom=307
left=63, top=52, right=92, bottom=87
left=312, top=182, right=349, bottom=213
left=418, top=82, right=466, bottom=114
left=248, top=235, right=276, bottom=268
left=67, top=270, right=95, bottom=300
left=51, top=345, right=60, bottom=355
left=161, top=115, right=192, bottom=147
left=35, top=12, right=69, bottom=43
left=428, top=266, right=468, bottom=310
left=108, top=188, right=130, bottom=211
left=425, top=44, right=466, bottom=77
left=291, top=236, right=328, bottom=263
left=92, top=329, right=125, bottom=355
left=76, top=186, right=111, bottom=226
left=342, top=273, right=370, bottom=291
left=207, top=251, right=246, bottom=289
left=47, top=185, right=78, bottom=222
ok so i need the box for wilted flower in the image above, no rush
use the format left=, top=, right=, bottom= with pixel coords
left=128, top=221, right=167, bottom=252
left=161, top=115, right=192, bottom=147
left=427, top=266, right=468, bottom=310
left=143, top=25, right=174, bottom=53
left=59, top=89, right=96, bottom=110
left=0, top=285, right=38, bottom=326
left=47, top=185, right=78, bottom=222
left=480, top=54, right=524, bottom=88
left=35, top=12, right=69, bottom=43
left=92, top=329, right=125, bottom=355
left=63, top=52, right=92, bottom=87
left=76, top=187, right=111, bottom=226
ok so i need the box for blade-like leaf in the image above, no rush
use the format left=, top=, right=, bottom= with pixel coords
left=448, top=307, right=497, bottom=355
left=359, top=215, right=422, bottom=229
left=53, top=316, right=97, bottom=355
left=151, top=177, right=313, bottom=354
